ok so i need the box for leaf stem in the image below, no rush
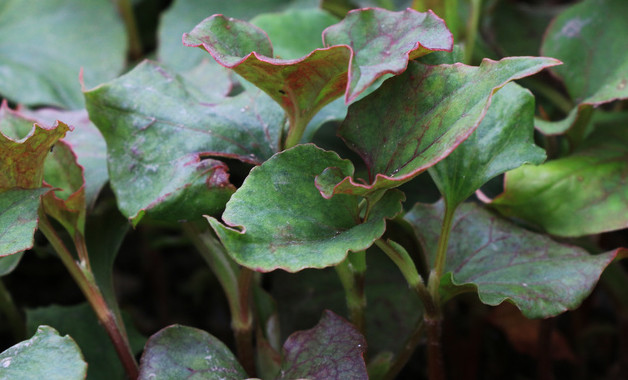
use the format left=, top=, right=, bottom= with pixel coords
left=113, top=0, right=143, bottom=60
left=335, top=252, right=367, bottom=334
left=0, top=278, right=26, bottom=341
left=183, top=223, right=255, bottom=376
left=282, top=114, right=308, bottom=150
left=38, top=210, right=138, bottom=379
left=383, top=318, right=426, bottom=380
left=464, top=0, right=482, bottom=64
left=431, top=204, right=455, bottom=294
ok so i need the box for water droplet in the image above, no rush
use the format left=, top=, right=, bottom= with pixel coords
left=1, top=357, right=12, bottom=368
left=240, top=108, right=246, bottom=112
left=522, top=283, right=528, bottom=287
left=205, top=355, right=213, bottom=362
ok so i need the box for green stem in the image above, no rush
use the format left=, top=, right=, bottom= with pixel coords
left=444, top=0, right=460, bottom=41
left=335, top=252, right=367, bottom=334
left=282, top=114, right=308, bottom=150
left=464, top=0, right=482, bottom=64
left=431, top=204, right=455, bottom=295
left=383, top=319, right=426, bottom=380
left=38, top=210, right=138, bottom=380
left=183, top=224, right=255, bottom=376
left=113, top=0, right=143, bottom=60
left=0, top=278, right=26, bottom=341
left=524, top=79, right=574, bottom=115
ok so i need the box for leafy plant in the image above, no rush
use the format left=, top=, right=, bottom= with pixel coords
left=1, top=0, right=627, bottom=379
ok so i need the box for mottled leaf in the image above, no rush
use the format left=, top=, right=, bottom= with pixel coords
left=492, top=124, right=628, bottom=237
left=322, top=7, right=453, bottom=102
left=0, top=325, right=87, bottom=380
left=0, top=188, right=48, bottom=257
left=85, top=60, right=288, bottom=224
left=537, top=0, right=628, bottom=135
left=26, top=303, right=145, bottom=380
left=251, top=8, right=340, bottom=60
left=25, top=109, right=108, bottom=208
left=184, top=8, right=452, bottom=146
left=318, top=57, right=559, bottom=198
left=208, top=144, right=404, bottom=272
left=406, top=201, right=616, bottom=318
left=429, top=83, right=546, bottom=209
left=0, top=0, right=126, bottom=109
left=279, top=310, right=367, bottom=380
left=138, top=325, right=247, bottom=380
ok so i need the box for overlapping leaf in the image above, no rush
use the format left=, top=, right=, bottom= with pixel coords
left=537, top=0, right=628, bottom=135
left=406, top=201, right=617, bottom=318
left=0, top=252, right=24, bottom=276
left=0, top=0, right=126, bottom=109
left=0, top=326, right=87, bottom=380
left=85, top=60, right=288, bottom=224
left=429, top=83, right=546, bottom=209
left=183, top=8, right=452, bottom=146
left=492, top=124, right=628, bottom=237
left=208, top=144, right=404, bottom=272
left=316, top=57, right=559, bottom=198
left=138, top=325, right=247, bottom=380
left=26, top=303, right=145, bottom=380
left=0, top=104, right=68, bottom=256
left=278, top=310, right=367, bottom=380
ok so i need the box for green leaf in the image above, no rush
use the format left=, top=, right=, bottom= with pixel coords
left=0, top=251, right=23, bottom=276
left=138, top=325, right=247, bottom=380
left=26, top=303, right=145, bottom=380
left=429, top=83, right=546, bottom=209
left=492, top=124, right=628, bottom=237
left=406, top=200, right=617, bottom=318
left=278, top=310, right=367, bottom=379
left=184, top=8, right=452, bottom=146
left=208, top=144, right=404, bottom=272
left=25, top=109, right=108, bottom=208
left=0, top=188, right=48, bottom=257
left=0, top=325, right=87, bottom=380
left=251, top=8, right=340, bottom=60
left=537, top=0, right=628, bottom=135
left=0, top=0, right=126, bottom=109
left=85, top=60, right=289, bottom=224
left=318, top=57, right=559, bottom=198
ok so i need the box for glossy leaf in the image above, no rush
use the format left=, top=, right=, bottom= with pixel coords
left=26, top=303, right=145, bottom=380
left=318, top=57, right=559, bottom=198
left=0, top=325, right=87, bottom=380
left=406, top=201, right=617, bottom=318
left=85, top=60, right=288, bottom=224
left=492, top=124, right=628, bottom=237
left=322, top=7, right=453, bottom=103
left=0, top=0, right=126, bottom=109
left=429, top=83, right=546, bottom=209
left=0, top=189, right=48, bottom=257
left=208, top=144, right=404, bottom=272
left=138, top=325, right=247, bottom=380
left=279, top=310, right=367, bottom=379
left=184, top=8, right=452, bottom=146
left=537, top=0, right=628, bottom=135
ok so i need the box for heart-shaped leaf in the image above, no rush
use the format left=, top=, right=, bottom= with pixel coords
left=183, top=8, right=452, bottom=147
left=0, top=326, right=87, bottom=380
left=278, top=310, right=367, bottom=379
left=429, top=83, right=546, bottom=209
left=85, top=60, right=289, bottom=225
left=208, top=144, right=404, bottom=272
left=317, top=57, right=560, bottom=198
left=26, top=303, right=145, bottom=380
left=406, top=200, right=617, bottom=318
left=138, top=325, right=247, bottom=380
left=537, top=0, right=628, bottom=135
left=492, top=123, right=628, bottom=237
left=0, top=0, right=126, bottom=109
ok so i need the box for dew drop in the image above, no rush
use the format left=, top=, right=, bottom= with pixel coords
left=522, top=283, right=528, bottom=287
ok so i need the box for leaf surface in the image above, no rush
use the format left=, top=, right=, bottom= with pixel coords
left=0, top=0, right=126, bottom=109
left=26, top=303, right=145, bottom=380
left=278, top=310, right=367, bottom=380
left=0, top=326, right=87, bottom=380
left=0, top=251, right=24, bottom=276
left=492, top=124, right=628, bottom=237
left=208, top=144, right=404, bottom=272
left=406, top=201, right=616, bottom=318
left=0, top=189, right=49, bottom=257
left=317, top=57, right=559, bottom=198
left=85, top=61, right=288, bottom=224
left=429, top=83, right=546, bottom=208
left=138, top=325, right=247, bottom=380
